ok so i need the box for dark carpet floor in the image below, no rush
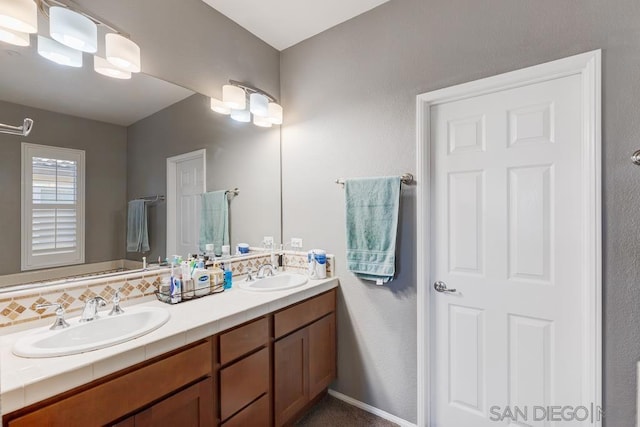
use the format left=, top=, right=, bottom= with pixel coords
left=295, top=395, right=399, bottom=427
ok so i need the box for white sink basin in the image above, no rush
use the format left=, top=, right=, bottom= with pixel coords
left=239, top=273, right=308, bottom=292
left=13, top=306, right=170, bottom=358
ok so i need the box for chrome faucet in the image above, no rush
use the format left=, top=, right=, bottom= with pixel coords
left=256, top=263, right=277, bottom=279
left=80, top=296, right=107, bottom=322
left=36, top=302, right=70, bottom=330
left=109, top=288, right=125, bottom=316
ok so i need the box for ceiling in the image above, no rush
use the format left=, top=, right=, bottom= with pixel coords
left=201, top=0, right=391, bottom=51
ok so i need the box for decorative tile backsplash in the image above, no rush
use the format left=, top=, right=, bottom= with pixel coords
left=0, top=270, right=166, bottom=329
left=281, top=251, right=335, bottom=276
left=0, top=249, right=334, bottom=330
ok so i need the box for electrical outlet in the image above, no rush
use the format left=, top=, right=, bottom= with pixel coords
left=263, top=236, right=274, bottom=247
left=291, top=238, right=303, bottom=249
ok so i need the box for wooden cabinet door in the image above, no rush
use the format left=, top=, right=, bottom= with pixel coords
left=274, top=327, right=308, bottom=427
left=135, top=378, right=214, bottom=427
left=308, top=313, right=336, bottom=398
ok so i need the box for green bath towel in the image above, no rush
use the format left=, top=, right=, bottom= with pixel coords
left=199, top=190, right=229, bottom=256
left=345, top=176, right=401, bottom=285
left=126, top=199, right=149, bottom=253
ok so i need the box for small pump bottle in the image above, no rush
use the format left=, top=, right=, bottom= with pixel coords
left=221, top=245, right=232, bottom=290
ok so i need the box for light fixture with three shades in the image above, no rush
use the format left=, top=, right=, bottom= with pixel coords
left=0, top=0, right=141, bottom=79
left=210, top=80, right=283, bottom=128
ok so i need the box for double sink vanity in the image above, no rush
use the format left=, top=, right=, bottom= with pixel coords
left=0, top=270, right=338, bottom=426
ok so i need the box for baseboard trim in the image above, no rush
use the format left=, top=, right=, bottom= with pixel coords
left=327, top=389, right=417, bottom=427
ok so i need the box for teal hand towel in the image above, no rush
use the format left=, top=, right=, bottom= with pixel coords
left=345, top=176, right=401, bottom=285
left=200, top=190, right=229, bottom=256
left=126, top=199, right=150, bottom=253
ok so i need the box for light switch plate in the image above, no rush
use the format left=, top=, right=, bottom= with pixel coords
left=291, top=238, right=303, bottom=249
left=263, top=236, right=274, bottom=247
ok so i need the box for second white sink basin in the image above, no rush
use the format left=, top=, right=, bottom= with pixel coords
left=13, top=306, right=170, bottom=358
left=239, top=273, right=308, bottom=292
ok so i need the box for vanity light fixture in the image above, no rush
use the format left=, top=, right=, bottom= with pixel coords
left=253, top=115, right=272, bottom=128
left=213, top=80, right=283, bottom=128
left=230, top=108, right=251, bottom=123
left=49, top=6, right=97, bottom=53
left=222, top=85, right=246, bottom=110
left=0, top=0, right=143, bottom=79
left=210, top=98, right=231, bottom=115
left=94, top=56, right=131, bottom=79
left=0, top=27, right=30, bottom=46
left=0, top=0, right=38, bottom=33
left=249, top=93, right=269, bottom=117
left=268, top=102, right=283, bottom=125
left=37, top=35, right=82, bottom=67
left=105, top=33, right=141, bottom=73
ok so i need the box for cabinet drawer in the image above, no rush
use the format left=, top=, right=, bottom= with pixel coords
left=220, top=317, right=269, bottom=365
left=274, top=290, right=336, bottom=339
left=222, top=394, right=269, bottom=427
left=220, top=347, right=269, bottom=421
left=134, top=378, right=214, bottom=427
left=6, top=340, right=212, bottom=427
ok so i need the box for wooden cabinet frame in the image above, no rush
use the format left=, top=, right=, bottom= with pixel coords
left=2, top=289, right=337, bottom=427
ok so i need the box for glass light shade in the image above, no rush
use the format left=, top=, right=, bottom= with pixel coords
left=50, top=7, right=97, bottom=53
left=0, top=27, right=29, bottom=46
left=105, top=33, right=141, bottom=73
left=94, top=56, right=131, bottom=79
left=230, top=108, right=250, bottom=123
left=0, top=0, right=37, bottom=33
left=222, top=85, right=246, bottom=109
left=249, top=93, right=269, bottom=117
left=37, top=36, right=82, bottom=67
left=210, top=98, right=230, bottom=115
left=267, top=102, right=283, bottom=125
left=253, top=115, right=273, bottom=128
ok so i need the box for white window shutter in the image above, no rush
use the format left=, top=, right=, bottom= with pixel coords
left=22, top=144, right=85, bottom=271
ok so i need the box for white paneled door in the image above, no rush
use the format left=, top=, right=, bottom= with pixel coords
left=167, top=150, right=206, bottom=258
left=176, top=156, right=204, bottom=256
left=427, top=55, right=601, bottom=427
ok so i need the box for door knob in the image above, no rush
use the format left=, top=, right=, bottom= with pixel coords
left=434, top=281, right=456, bottom=293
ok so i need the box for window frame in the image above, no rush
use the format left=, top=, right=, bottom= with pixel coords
left=21, top=143, right=85, bottom=271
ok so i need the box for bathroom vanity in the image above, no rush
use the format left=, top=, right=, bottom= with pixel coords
left=0, top=278, right=338, bottom=427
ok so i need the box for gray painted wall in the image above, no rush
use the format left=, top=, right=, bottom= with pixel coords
left=74, top=0, right=283, bottom=262
left=76, top=0, right=280, bottom=106
left=281, top=0, right=640, bottom=424
left=127, top=94, right=281, bottom=262
left=0, top=100, right=127, bottom=275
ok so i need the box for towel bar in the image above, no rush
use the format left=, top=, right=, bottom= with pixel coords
left=335, top=173, right=413, bottom=186
left=225, top=188, right=239, bottom=197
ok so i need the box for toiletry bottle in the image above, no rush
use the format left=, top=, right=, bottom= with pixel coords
left=307, top=249, right=327, bottom=279
left=221, top=245, right=232, bottom=290
left=193, top=268, right=211, bottom=296
left=209, top=265, right=224, bottom=289
left=181, top=261, right=194, bottom=299
left=170, top=262, right=182, bottom=304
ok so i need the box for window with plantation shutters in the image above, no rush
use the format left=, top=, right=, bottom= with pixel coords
left=22, top=143, right=85, bottom=271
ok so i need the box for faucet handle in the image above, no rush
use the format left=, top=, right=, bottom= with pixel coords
left=36, top=302, right=70, bottom=330
left=246, top=269, right=255, bottom=282
left=109, top=288, right=125, bottom=316
left=94, top=296, right=108, bottom=307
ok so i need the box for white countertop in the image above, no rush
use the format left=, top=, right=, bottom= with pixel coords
left=0, top=276, right=339, bottom=416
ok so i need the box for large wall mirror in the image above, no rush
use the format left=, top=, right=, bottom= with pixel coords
left=0, top=31, right=281, bottom=288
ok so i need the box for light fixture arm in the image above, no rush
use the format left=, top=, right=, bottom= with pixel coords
left=0, top=118, right=34, bottom=136
left=229, top=80, right=278, bottom=104
left=36, top=0, right=131, bottom=38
